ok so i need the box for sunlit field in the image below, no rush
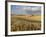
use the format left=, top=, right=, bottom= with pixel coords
left=11, top=15, right=41, bottom=32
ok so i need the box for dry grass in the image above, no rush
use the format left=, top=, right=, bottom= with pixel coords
left=11, top=15, right=41, bottom=32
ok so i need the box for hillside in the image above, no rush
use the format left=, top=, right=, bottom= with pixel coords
left=12, top=15, right=41, bottom=22
left=11, top=15, right=41, bottom=31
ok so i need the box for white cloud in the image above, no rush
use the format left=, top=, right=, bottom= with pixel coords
left=20, top=6, right=41, bottom=12
left=22, top=7, right=31, bottom=10
left=32, top=7, right=41, bottom=11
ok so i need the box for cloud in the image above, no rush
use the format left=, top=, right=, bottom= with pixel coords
left=16, top=6, right=31, bottom=11
left=31, top=7, right=41, bottom=11
left=19, top=6, right=41, bottom=12
left=23, top=6, right=41, bottom=15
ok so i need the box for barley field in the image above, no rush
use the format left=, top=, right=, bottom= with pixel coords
left=11, top=15, right=41, bottom=32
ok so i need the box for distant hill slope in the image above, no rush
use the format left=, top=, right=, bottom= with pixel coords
left=12, top=15, right=41, bottom=22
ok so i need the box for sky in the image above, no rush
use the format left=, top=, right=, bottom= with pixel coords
left=11, top=5, right=41, bottom=15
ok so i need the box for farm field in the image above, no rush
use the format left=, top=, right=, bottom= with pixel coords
left=11, top=15, right=41, bottom=32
